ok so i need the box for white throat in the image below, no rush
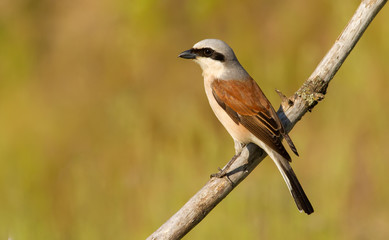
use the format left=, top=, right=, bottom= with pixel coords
left=195, top=57, right=251, bottom=80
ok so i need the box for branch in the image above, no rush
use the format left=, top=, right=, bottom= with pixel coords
left=147, top=0, right=387, bottom=239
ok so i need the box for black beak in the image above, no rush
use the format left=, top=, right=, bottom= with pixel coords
left=178, top=49, right=196, bottom=59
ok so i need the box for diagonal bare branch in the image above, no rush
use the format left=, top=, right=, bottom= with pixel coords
left=148, top=0, right=387, bottom=239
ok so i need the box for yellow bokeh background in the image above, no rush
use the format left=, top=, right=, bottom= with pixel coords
left=0, top=0, right=388, bottom=239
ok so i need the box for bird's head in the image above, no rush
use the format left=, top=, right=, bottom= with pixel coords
left=179, top=39, right=248, bottom=79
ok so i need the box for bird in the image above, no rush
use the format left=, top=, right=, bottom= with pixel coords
left=178, top=39, right=313, bottom=215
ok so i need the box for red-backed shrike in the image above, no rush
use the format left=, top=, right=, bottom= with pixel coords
left=179, top=39, right=313, bottom=214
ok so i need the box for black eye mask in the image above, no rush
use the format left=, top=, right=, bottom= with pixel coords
left=191, top=48, right=225, bottom=62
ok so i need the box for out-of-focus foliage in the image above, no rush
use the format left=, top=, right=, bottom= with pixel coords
left=0, top=0, right=388, bottom=239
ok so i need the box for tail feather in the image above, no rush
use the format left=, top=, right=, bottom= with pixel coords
left=269, top=151, right=314, bottom=214
left=279, top=162, right=314, bottom=214
left=283, top=133, right=299, bottom=157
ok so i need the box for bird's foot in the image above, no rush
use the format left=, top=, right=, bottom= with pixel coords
left=210, top=167, right=228, bottom=178
left=210, top=152, right=241, bottom=178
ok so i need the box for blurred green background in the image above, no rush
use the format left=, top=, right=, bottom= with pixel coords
left=0, top=0, right=388, bottom=239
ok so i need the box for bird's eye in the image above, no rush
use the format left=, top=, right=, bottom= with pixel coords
left=203, top=48, right=214, bottom=57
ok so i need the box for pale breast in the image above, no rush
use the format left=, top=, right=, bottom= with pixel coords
left=203, top=76, right=252, bottom=143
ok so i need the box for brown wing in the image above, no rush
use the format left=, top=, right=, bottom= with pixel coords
left=212, top=78, right=294, bottom=161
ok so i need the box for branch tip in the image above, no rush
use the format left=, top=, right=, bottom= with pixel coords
left=275, top=89, right=294, bottom=109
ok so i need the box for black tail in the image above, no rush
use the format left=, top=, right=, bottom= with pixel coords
left=279, top=162, right=314, bottom=214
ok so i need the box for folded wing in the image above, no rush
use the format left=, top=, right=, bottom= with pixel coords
left=211, top=78, right=298, bottom=161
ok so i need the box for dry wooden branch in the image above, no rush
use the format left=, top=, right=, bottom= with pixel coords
left=147, top=1, right=387, bottom=239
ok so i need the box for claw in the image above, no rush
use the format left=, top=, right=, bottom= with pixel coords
left=210, top=168, right=227, bottom=178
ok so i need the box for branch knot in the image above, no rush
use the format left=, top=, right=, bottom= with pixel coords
left=297, top=76, right=327, bottom=111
